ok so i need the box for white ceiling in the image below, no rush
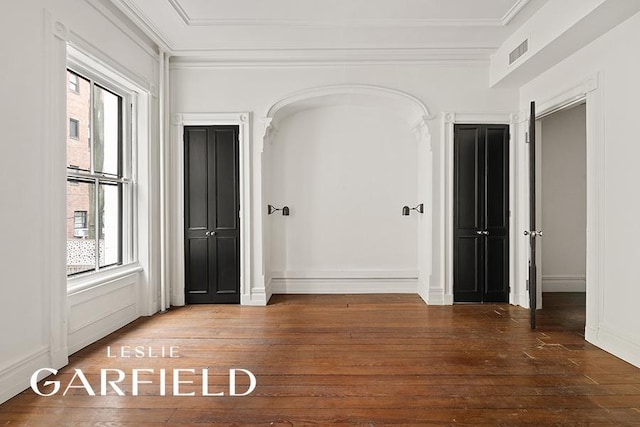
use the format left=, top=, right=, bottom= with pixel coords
left=111, top=0, right=549, bottom=61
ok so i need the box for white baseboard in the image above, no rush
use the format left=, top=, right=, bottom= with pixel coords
left=542, top=275, right=586, bottom=292
left=269, top=270, right=419, bottom=294
left=271, top=278, right=417, bottom=294
left=0, top=347, right=51, bottom=405
left=590, top=325, right=640, bottom=369
left=241, top=286, right=270, bottom=306
left=418, top=287, right=452, bottom=305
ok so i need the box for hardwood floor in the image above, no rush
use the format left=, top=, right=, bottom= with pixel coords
left=2, top=293, right=640, bottom=426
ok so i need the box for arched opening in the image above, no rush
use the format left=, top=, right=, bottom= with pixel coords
left=261, top=85, right=432, bottom=299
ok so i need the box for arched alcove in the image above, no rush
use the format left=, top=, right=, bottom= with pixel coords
left=263, top=85, right=431, bottom=145
left=261, top=85, right=433, bottom=300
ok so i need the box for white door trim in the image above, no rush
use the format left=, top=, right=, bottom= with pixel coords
left=170, top=113, right=256, bottom=306
left=525, top=74, right=602, bottom=340
left=441, top=113, right=518, bottom=305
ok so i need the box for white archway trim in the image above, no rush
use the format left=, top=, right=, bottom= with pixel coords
left=440, top=112, right=517, bottom=306
left=263, top=84, right=434, bottom=146
left=170, top=112, right=261, bottom=306
left=262, top=84, right=434, bottom=301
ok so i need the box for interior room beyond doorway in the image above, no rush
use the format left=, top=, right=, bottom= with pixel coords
left=538, top=102, right=587, bottom=330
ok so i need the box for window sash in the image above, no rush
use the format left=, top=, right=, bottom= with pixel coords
left=66, top=65, right=132, bottom=279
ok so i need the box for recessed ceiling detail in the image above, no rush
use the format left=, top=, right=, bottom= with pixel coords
left=167, top=0, right=533, bottom=27
left=110, top=0, right=549, bottom=61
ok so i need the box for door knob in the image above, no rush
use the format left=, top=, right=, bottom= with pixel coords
left=476, top=230, right=489, bottom=236
left=476, top=230, right=483, bottom=235
left=524, top=230, right=543, bottom=237
left=482, top=231, right=489, bottom=235
left=205, top=231, right=217, bottom=236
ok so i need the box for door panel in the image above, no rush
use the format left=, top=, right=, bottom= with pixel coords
left=485, top=237, right=509, bottom=302
left=213, top=129, right=239, bottom=231
left=187, top=129, right=208, bottom=229
left=216, top=236, right=239, bottom=294
left=485, top=127, right=509, bottom=231
left=454, top=124, right=509, bottom=303
left=185, top=125, right=240, bottom=304
left=455, top=127, right=482, bottom=231
left=454, top=237, right=482, bottom=301
left=186, top=238, right=209, bottom=294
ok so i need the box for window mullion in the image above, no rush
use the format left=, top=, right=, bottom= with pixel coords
left=94, top=177, right=100, bottom=272
left=90, top=80, right=95, bottom=175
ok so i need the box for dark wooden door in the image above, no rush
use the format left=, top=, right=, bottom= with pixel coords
left=184, top=125, right=240, bottom=304
left=527, top=101, right=539, bottom=328
left=454, top=124, right=509, bottom=303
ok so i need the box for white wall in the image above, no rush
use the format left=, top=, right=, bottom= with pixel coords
left=170, top=63, right=518, bottom=301
left=268, top=106, right=418, bottom=291
left=519, top=11, right=640, bottom=367
left=0, top=0, right=159, bottom=404
left=541, top=104, right=586, bottom=292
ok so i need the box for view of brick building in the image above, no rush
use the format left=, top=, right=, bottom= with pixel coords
left=66, top=70, right=121, bottom=275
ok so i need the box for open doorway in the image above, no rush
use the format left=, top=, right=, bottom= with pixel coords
left=536, top=102, right=587, bottom=332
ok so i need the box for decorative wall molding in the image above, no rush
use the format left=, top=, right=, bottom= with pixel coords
left=43, top=7, right=70, bottom=378
left=110, top=0, right=175, bottom=50
left=84, top=0, right=162, bottom=59
left=536, top=74, right=598, bottom=118
left=263, top=84, right=432, bottom=141
left=166, top=0, right=531, bottom=28
left=67, top=273, right=139, bottom=354
left=412, top=116, right=433, bottom=148
left=261, top=117, right=277, bottom=150
left=169, top=48, right=494, bottom=68
left=52, top=21, right=68, bottom=41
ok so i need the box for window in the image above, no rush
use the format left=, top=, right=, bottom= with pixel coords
left=69, top=72, right=79, bottom=93
left=69, top=118, right=79, bottom=139
left=66, top=66, right=131, bottom=278
left=73, top=211, right=87, bottom=238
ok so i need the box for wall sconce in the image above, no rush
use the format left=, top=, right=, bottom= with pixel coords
left=402, top=203, right=424, bottom=216
left=268, top=205, right=290, bottom=216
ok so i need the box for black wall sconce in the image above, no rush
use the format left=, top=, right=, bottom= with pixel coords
left=402, top=203, right=424, bottom=216
left=268, top=204, right=290, bottom=216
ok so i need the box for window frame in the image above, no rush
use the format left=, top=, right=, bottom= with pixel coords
left=69, top=72, right=80, bottom=93
left=66, top=57, right=135, bottom=283
left=69, top=117, right=80, bottom=140
left=73, top=210, right=87, bottom=233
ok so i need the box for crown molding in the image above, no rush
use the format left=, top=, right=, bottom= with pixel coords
left=501, top=0, right=531, bottom=26
left=169, top=47, right=494, bottom=68
left=110, top=0, right=176, bottom=51
left=167, top=0, right=531, bottom=28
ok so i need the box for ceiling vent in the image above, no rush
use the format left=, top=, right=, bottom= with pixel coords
left=509, top=39, right=529, bottom=65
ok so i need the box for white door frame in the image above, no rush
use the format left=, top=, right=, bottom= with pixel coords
left=441, top=113, right=518, bottom=305
left=523, top=74, right=603, bottom=341
left=170, top=112, right=253, bottom=306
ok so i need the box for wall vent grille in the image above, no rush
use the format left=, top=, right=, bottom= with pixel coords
left=509, top=39, right=528, bottom=65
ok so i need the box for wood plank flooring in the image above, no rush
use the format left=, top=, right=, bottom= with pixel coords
left=2, top=293, right=640, bottom=426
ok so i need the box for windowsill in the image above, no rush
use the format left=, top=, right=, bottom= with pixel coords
left=67, top=262, right=142, bottom=296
